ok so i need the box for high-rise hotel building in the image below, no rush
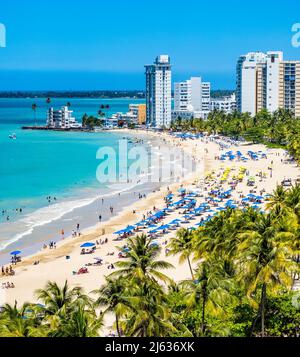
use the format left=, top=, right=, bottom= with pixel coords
left=173, top=77, right=211, bottom=120
left=145, top=55, right=172, bottom=128
left=236, top=51, right=300, bottom=117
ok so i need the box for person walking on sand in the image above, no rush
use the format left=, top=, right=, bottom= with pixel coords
left=99, top=215, right=102, bottom=222
left=61, top=229, right=65, bottom=239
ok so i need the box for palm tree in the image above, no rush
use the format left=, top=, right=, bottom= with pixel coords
left=237, top=213, right=297, bottom=337
left=109, top=234, right=174, bottom=283
left=167, top=228, right=195, bottom=280
left=265, top=185, right=289, bottom=214
left=32, top=103, right=37, bottom=127
left=35, top=281, right=90, bottom=317
left=285, top=184, right=300, bottom=224
left=182, top=257, right=233, bottom=336
left=93, top=277, right=132, bottom=337
left=193, top=209, right=255, bottom=261
left=50, top=305, right=102, bottom=337
left=0, top=302, right=47, bottom=337
left=121, top=281, right=178, bottom=337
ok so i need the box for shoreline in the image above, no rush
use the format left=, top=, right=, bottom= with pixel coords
left=1, top=129, right=299, bottom=335
left=0, top=129, right=198, bottom=265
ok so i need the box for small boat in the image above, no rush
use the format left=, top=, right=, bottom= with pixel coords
left=9, top=133, right=17, bottom=140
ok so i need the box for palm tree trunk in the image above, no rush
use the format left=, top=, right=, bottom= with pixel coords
left=187, top=256, right=195, bottom=280
left=250, top=283, right=267, bottom=337
left=250, top=310, right=261, bottom=337
left=116, top=315, right=121, bottom=337
left=201, top=295, right=206, bottom=335
left=261, top=283, right=267, bottom=337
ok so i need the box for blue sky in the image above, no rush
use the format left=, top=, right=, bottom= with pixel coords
left=0, top=0, right=300, bottom=90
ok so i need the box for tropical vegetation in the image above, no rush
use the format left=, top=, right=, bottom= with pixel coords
left=170, top=109, right=300, bottom=163
left=1, top=185, right=300, bottom=337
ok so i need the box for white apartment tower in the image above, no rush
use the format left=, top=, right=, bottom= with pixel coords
left=145, top=55, right=172, bottom=128
left=174, top=77, right=202, bottom=112
left=236, top=51, right=300, bottom=117
left=174, top=77, right=211, bottom=118
left=201, top=82, right=211, bottom=112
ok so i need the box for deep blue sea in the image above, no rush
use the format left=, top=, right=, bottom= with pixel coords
left=0, top=98, right=149, bottom=261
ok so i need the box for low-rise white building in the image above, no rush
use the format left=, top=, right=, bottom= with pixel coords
left=210, top=93, right=236, bottom=114
left=47, top=106, right=82, bottom=129
left=171, top=110, right=210, bottom=121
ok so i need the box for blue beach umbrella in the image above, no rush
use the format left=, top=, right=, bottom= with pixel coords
left=80, top=242, right=96, bottom=248
left=149, top=229, right=158, bottom=234
left=114, top=230, right=125, bottom=235
left=158, top=225, right=170, bottom=230
left=10, top=250, right=21, bottom=256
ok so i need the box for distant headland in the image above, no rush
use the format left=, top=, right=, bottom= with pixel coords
left=0, top=90, right=234, bottom=99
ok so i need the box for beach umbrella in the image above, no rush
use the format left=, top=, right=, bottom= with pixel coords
left=135, top=221, right=147, bottom=226
left=149, top=229, right=158, bottom=234
left=80, top=242, right=96, bottom=248
left=126, top=225, right=135, bottom=231
left=10, top=250, right=21, bottom=256
left=169, top=219, right=181, bottom=225
left=158, top=225, right=170, bottom=230
left=114, top=230, right=125, bottom=235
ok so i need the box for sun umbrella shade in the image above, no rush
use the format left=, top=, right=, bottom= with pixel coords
left=80, top=243, right=96, bottom=248
left=10, top=251, right=21, bottom=256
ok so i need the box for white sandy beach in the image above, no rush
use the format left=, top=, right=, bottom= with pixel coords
left=1, top=130, right=299, bottom=334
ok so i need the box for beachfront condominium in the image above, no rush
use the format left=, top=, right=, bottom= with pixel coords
left=145, top=55, right=172, bottom=128
left=211, top=93, right=236, bottom=114
left=236, top=51, right=300, bottom=117
left=173, top=77, right=211, bottom=120
left=128, top=103, right=146, bottom=125
left=47, top=106, right=82, bottom=129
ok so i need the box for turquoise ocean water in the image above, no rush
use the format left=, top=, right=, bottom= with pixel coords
left=0, top=98, right=149, bottom=262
